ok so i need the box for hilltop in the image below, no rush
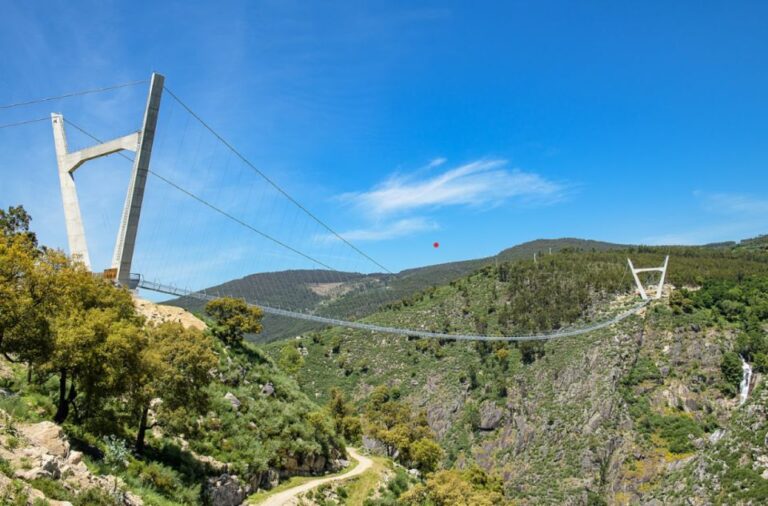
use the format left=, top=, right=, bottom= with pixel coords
left=168, top=238, right=626, bottom=342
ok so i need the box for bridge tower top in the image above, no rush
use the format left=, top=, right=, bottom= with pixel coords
left=51, top=72, right=164, bottom=288
left=627, top=255, right=669, bottom=300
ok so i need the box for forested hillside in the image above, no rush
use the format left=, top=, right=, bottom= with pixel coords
left=169, top=238, right=626, bottom=343
left=267, top=241, right=768, bottom=504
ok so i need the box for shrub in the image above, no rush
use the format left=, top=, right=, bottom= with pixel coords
left=721, top=352, right=743, bottom=394
left=624, top=357, right=661, bottom=386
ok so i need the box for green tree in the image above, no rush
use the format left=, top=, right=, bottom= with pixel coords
left=326, top=388, right=362, bottom=443
left=46, top=263, right=141, bottom=423
left=0, top=206, right=52, bottom=376
left=721, top=351, right=743, bottom=395
left=410, top=437, right=443, bottom=472
left=364, top=385, right=437, bottom=467
left=0, top=233, right=54, bottom=373
left=279, top=343, right=304, bottom=375
left=400, top=469, right=505, bottom=505
left=0, top=205, right=36, bottom=246
left=205, top=297, right=263, bottom=345
left=132, top=322, right=217, bottom=453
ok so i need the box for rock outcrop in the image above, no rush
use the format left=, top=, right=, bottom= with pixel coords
left=0, top=416, right=143, bottom=505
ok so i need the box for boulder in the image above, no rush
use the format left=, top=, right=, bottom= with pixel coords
left=310, top=454, right=327, bottom=473
left=362, top=435, right=387, bottom=455
left=258, top=468, right=279, bottom=490
left=261, top=382, right=275, bottom=396
left=67, top=451, right=83, bottom=465
left=204, top=474, right=247, bottom=506
left=15, top=467, right=50, bottom=480
left=20, top=421, right=69, bottom=458
left=223, top=392, right=241, bottom=411
left=41, top=453, right=62, bottom=479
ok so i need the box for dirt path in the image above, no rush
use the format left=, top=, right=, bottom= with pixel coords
left=259, top=448, right=372, bottom=506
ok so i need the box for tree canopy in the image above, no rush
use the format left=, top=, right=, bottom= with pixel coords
left=205, top=296, right=263, bottom=345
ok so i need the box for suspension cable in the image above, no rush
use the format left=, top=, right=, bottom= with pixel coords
left=0, top=79, right=148, bottom=110
left=62, top=118, right=337, bottom=271
left=162, top=86, right=393, bottom=274
left=0, top=117, right=50, bottom=129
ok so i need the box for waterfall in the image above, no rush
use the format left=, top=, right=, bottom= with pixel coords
left=739, top=355, right=752, bottom=406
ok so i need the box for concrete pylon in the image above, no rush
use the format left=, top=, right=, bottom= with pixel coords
left=627, top=255, right=669, bottom=300
left=51, top=73, right=164, bottom=287
left=112, top=73, right=164, bottom=287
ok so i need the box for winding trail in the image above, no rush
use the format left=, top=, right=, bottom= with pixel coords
left=259, top=448, right=372, bottom=506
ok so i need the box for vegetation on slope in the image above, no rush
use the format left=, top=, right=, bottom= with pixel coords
left=169, top=239, right=628, bottom=343
left=0, top=206, right=350, bottom=505
left=267, top=240, right=768, bottom=504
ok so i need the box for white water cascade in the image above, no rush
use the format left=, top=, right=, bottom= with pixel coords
left=739, top=355, right=753, bottom=406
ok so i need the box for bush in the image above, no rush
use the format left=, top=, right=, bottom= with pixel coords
left=656, top=415, right=704, bottom=454
left=721, top=352, right=743, bottom=394
left=624, top=357, right=661, bottom=386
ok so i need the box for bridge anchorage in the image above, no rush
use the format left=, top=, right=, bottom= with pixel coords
left=51, top=73, right=164, bottom=288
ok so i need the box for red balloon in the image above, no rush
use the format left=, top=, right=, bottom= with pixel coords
left=433, top=242, right=440, bottom=248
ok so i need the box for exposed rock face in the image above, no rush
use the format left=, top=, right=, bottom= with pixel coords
left=0, top=418, right=144, bottom=505
left=20, top=421, right=70, bottom=458
left=251, top=468, right=279, bottom=490
left=478, top=400, right=505, bottom=430
left=204, top=473, right=247, bottom=506
left=133, top=297, right=207, bottom=330
left=362, top=435, right=388, bottom=455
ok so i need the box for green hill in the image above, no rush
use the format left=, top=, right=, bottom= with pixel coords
left=264, top=240, right=768, bottom=503
left=167, top=238, right=627, bottom=342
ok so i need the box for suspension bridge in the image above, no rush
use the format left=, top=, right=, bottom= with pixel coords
left=1, top=73, right=668, bottom=342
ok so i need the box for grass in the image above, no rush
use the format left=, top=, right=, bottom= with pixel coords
left=341, top=456, right=391, bottom=505
left=246, top=451, right=360, bottom=505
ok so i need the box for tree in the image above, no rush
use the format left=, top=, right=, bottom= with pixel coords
left=0, top=205, right=48, bottom=370
left=45, top=263, right=141, bottom=423
left=720, top=351, right=743, bottom=395
left=0, top=205, right=36, bottom=246
left=327, top=388, right=361, bottom=443
left=399, top=469, right=504, bottom=506
left=132, top=322, right=216, bottom=452
left=279, top=343, right=304, bottom=375
left=410, top=437, right=443, bottom=472
left=205, top=297, right=263, bottom=345
left=364, top=385, right=438, bottom=466
left=0, top=233, right=51, bottom=369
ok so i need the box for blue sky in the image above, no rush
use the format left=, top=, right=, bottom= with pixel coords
left=1, top=1, right=767, bottom=290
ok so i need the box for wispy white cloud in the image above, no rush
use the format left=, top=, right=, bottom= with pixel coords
left=318, top=217, right=438, bottom=242
left=339, top=159, right=564, bottom=217
left=696, top=191, right=768, bottom=215
left=426, top=157, right=446, bottom=169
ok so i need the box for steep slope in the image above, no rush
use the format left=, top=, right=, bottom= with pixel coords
left=265, top=242, right=768, bottom=504
left=0, top=300, right=349, bottom=506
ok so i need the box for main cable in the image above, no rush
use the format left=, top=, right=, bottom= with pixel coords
left=0, top=117, right=50, bottom=129
left=162, top=86, right=393, bottom=274
left=0, top=79, right=148, bottom=110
